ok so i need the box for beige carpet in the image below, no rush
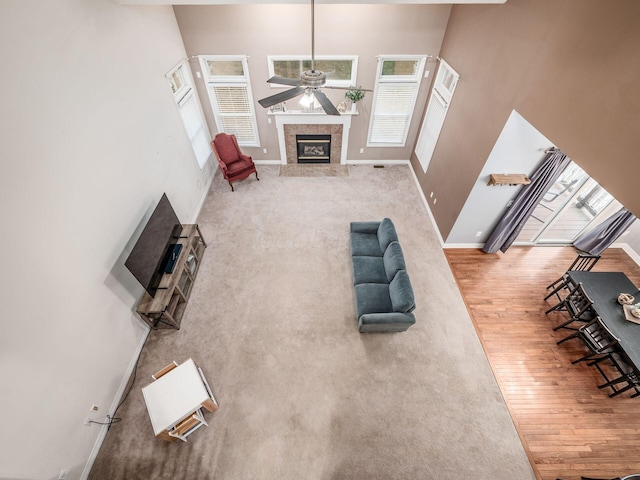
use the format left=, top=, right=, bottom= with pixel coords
left=89, top=165, right=534, bottom=480
left=279, top=164, right=349, bottom=177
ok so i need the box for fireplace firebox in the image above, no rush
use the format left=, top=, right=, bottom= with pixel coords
left=296, top=134, right=331, bottom=164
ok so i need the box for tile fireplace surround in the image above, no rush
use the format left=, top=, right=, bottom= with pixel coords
left=270, top=110, right=355, bottom=164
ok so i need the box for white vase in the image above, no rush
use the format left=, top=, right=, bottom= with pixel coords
left=351, top=102, right=357, bottom=113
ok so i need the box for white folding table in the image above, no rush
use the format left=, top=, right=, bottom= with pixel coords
left=142, top=358, right=218, bottom=441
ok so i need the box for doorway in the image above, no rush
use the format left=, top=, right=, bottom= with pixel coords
left=515, top=161, right=620, bottom=245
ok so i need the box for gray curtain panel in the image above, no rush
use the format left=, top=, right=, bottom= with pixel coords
left=573, top=207, right=637, bottom=256
left=482, top=149, right=571, bottom=254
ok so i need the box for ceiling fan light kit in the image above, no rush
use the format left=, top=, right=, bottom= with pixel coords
left=258, top=0, right=371, bottom=117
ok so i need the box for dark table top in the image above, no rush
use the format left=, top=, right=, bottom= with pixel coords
left=568, top=271, right=640, bottom=368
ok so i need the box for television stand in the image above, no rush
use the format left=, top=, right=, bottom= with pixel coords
left=136, top=224, right=206, bottom=330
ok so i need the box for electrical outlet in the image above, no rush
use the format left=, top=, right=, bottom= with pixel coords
left=475, top=231, right=483, bottom=237
left=58, top=470, right=69, bottom=480
left=430, top=192, right=434, bottom=198
left=433, top=198, right=437, bottom=205
left=263, top=148, right=267, bottom=154
left=359, top=148, right=364, bottom=154
left=196, top=71, right=201, bottom=79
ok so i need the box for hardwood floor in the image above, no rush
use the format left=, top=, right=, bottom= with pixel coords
left=445, top=246, right=640, bottom=480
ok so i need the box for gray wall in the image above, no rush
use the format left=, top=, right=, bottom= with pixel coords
left=0, top=1, right=214, bottom=478
left=173, top=4, right=451, bottom=162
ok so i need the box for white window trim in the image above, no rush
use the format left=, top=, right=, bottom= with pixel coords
left=267, top=55, right=358, bottom=88
left=367, top=55, right=427, bottom=147
left=198, top=55, right=261, bottom=148
left=166, top=60, right=211, bottom=169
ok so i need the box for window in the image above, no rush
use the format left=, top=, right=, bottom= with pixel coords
left=415, top=59, right=459, bottom=172
left=267, top=56, right=358, bottom=88
left=199, top=55, right=260, bottom=147
left=166, top=61, right=211, bottom=169
left=367, top=55, right=427, bottom=147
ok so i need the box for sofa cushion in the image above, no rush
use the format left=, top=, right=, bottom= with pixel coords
left=377, top=218, right=398, bottom=253
left=350, top=232, right=383, bottom=257
left=352, top=256, right=387, bottom=285
left=383, top=241, right=406, bottom=282
left=389, top=270, right=416, bottom=313
left=355, top=283, right=393, bottom=319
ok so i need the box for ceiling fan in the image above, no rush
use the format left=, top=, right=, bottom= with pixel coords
left=257, top=0, right=372, bottom=116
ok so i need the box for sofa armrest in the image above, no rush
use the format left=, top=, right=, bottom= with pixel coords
left=350, top=221, right=381, bottom=234
left=358, top=312, right=416, bottom=333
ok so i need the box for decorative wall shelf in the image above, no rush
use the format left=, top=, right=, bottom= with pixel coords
left=487, top=174, right=531, bottom=186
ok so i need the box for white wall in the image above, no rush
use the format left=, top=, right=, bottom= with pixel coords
left=0, top=1, right=213, bottom=479
left=445, top=110, right=554, bottom=245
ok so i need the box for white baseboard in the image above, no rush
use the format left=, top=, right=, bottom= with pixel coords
left=443, top=243, right=485, bottom=249
left=254, top=160, right=281, bottom=165
left=346, top=159, right=411, bottom=166
left=80, top=326, right=150, bottom=480
left=254, top=159, right=412, bottom=166
left=407, top=165, right=445, bottom=247
left=611, top=242, right=640, bottom=267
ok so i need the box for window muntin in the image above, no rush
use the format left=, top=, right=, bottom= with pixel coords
left=268, top=56, right=358, bottom=88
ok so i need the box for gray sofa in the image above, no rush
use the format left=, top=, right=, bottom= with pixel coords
left=349, top=218, right=416, bottom=332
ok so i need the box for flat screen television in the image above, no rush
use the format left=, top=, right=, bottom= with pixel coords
left=125, top=193, right=183, bottom=297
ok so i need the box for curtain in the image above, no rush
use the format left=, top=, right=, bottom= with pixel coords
left=573, top=207, right=637, bottom=256
left=482, top=148, right=572, bottom=254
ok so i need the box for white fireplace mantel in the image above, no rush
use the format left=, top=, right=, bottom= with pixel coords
left=269, top=110, right=355, bottom=165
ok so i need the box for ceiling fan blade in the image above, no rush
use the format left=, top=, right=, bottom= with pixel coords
left=312, top=90, right=340, bottom=116
left=258, top=86, right=305, bottom=108
left=266, top=75, right=301, bottom=87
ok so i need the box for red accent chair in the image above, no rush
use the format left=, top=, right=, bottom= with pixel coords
left=211, top=133, right=259, bottom=192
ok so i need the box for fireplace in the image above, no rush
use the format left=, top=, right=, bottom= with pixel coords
left=296, top=134, right=331, bottom=164
left=275, top=113, right=352, bottom=165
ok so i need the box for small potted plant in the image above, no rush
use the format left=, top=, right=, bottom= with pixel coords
left=345, top=87, right=365, bottom=112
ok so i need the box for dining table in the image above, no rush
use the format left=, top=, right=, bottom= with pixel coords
left=567, top=271, right=640, bottom=369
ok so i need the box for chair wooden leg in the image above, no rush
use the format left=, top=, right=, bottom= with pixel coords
left=255, top=171, right=259, bottom=181
left=553, top=316, right=582, bottom=331
left=228, top=180, right=234, bottom=192
left=545, top=278, right=566, bottom=301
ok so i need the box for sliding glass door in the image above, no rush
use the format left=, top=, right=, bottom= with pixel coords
left=515, top=162, right=618, bottom=245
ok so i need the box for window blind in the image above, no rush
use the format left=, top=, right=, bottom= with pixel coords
left=200, top=56, right=260, bottom=147
left=368, top=83, right=419, bottom=145
left=415, top=90, right=447, bottom=172
left=208, top=84, right=258, bottom=145
left=415, top=59, right=459, bottom=172
left=178, top=90, right=211, bottom=168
